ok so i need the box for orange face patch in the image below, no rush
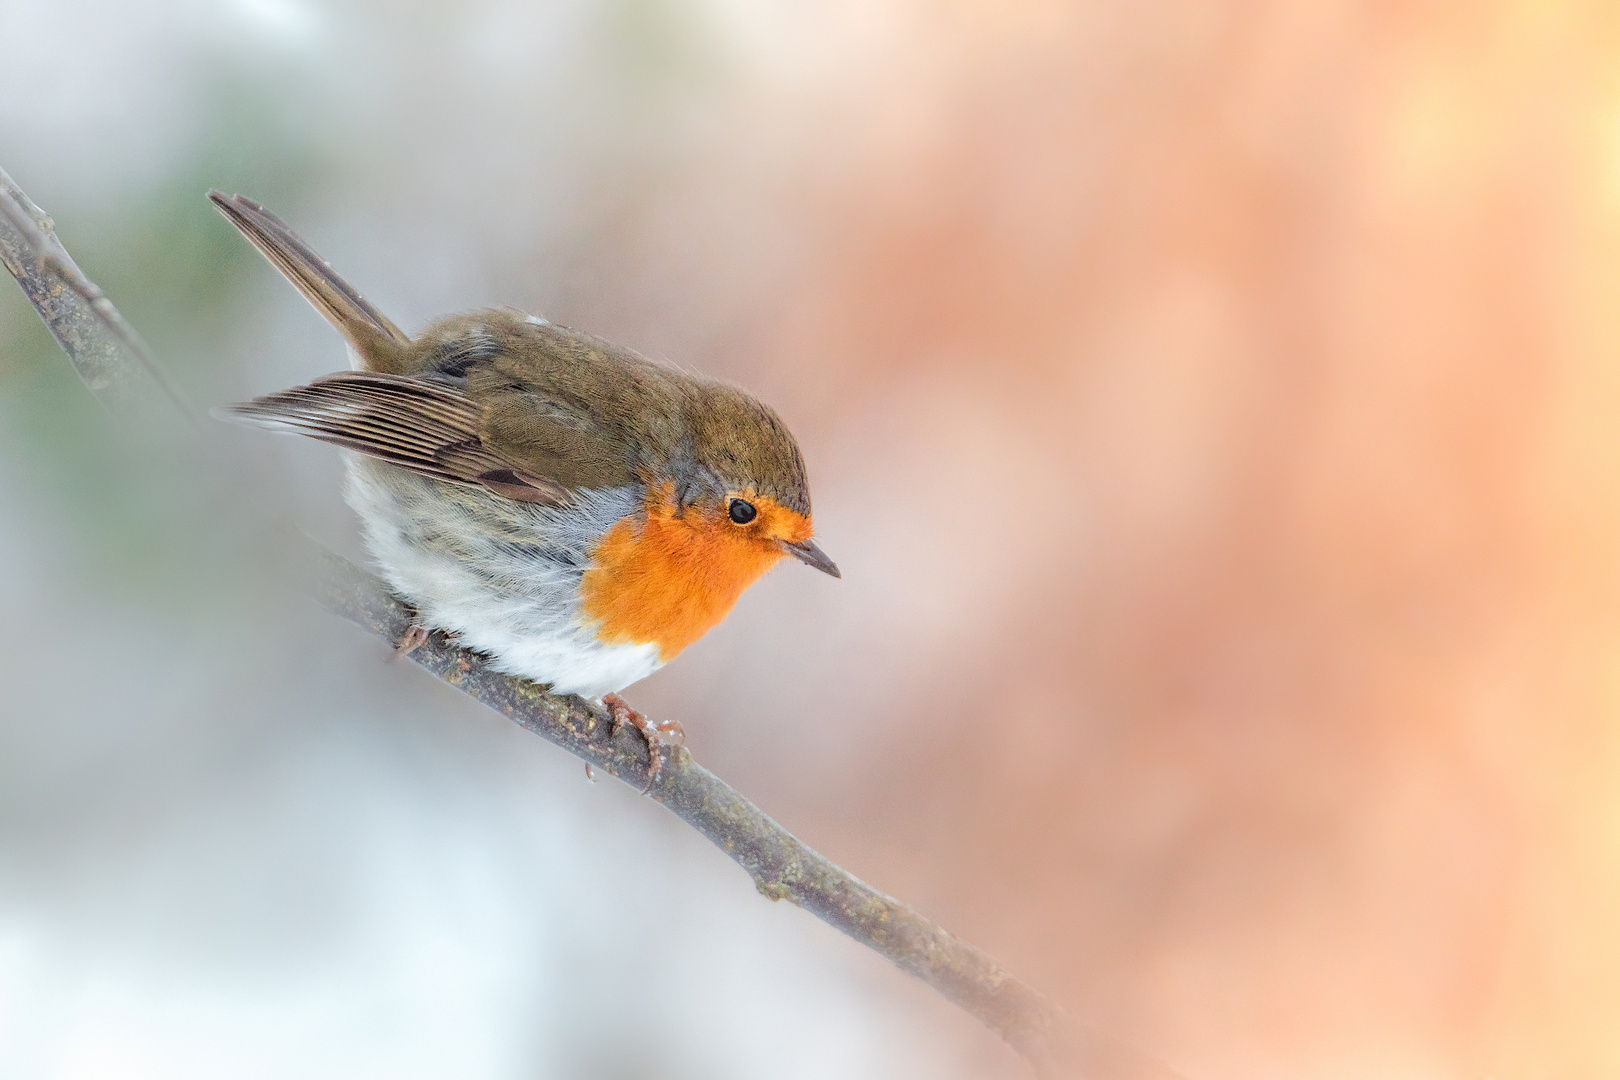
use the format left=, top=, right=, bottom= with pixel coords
left=579, top=484, right=813, bottom=661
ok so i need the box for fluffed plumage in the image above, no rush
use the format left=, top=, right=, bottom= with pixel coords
left=210, top=192, right=837, bottom=701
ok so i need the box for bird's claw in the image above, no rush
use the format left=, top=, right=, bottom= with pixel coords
left=395, top=622, right=431, bottom=658
left=603, top=692, right=686, bottom=794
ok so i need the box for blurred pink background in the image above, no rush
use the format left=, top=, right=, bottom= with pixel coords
left=4, top=1, right=1620, bottom=1077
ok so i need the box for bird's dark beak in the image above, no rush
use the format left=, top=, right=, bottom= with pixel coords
left=781, top=538, right=841, bottom=578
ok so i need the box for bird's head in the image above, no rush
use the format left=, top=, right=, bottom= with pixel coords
left=667, top=380, right=839, bottom=579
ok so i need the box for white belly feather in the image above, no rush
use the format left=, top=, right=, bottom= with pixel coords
left=345, top=459, right=662, bottom=699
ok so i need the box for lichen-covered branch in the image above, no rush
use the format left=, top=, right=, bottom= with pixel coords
left=0, top=165, right=1183, bottom=1080
left=0, top=169, right=196, bottom=424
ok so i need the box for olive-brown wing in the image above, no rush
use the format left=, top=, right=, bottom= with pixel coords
left=447, top=318, right=676, bottom=493
left=216, top=370, right=569, bottom=504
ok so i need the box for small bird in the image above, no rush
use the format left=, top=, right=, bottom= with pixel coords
left=209, top=192, right=838, bottom=785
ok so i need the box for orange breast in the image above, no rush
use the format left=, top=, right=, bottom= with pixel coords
left=579, top=485, right=802, bottom=661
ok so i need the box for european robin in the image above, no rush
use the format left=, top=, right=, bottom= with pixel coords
left=208, top=192, right=838, bottom=786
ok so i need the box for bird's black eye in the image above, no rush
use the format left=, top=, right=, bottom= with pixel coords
left=728, top=498, right=758, bottom=525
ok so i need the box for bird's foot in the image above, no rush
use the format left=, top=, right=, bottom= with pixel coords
left=603, top=692, right=686, bottom=794
left=394, top=622, right=431, bottom=658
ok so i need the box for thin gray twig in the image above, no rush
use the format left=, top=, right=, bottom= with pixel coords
left=0, top=168, right=199, bottom=426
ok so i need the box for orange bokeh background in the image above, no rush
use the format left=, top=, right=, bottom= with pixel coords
left=692, top=5, right=1620, bottom=1073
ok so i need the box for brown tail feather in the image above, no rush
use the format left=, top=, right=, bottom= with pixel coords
left=208, top=191, right=411, bottom=366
